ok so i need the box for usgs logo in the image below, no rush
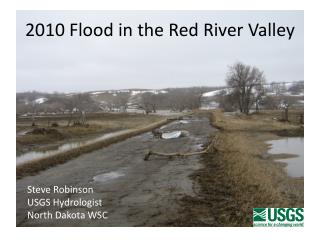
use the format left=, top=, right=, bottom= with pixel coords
left=253, top=208, right=304, bottom=227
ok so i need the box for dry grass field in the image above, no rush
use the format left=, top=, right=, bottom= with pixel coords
left=169, top=109, right=304, bottom=226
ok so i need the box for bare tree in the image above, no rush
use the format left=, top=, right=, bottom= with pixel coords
left=226, top=62, right=265, bottom=114
left=115, top=93, right=130, bottom=112
left=216, top=90, right=238, bottom=112
left=139, top=92, right=156, bottom=114
left=288, top=81, right=304, bottom=95
left=31, top=101, right=37, bottom=126
left=164, top=88, right=203, bottom=112
left=253, top=79, right=266, bottom=112
left=279, top=96, right=296, bottom=122
left=64, top=93, right=98, bottom=126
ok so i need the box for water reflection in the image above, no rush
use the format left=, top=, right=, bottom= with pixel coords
left=16, top=129, right=131, bottom=165
left=267, top=137, right=304, bottom=178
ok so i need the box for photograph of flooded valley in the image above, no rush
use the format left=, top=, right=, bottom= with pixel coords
left=16, top=11, right=304, bottom=227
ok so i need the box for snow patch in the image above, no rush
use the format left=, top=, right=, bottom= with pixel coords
left=90, top=91, right=105, bottom=95
left=131, top=89, right=168, bottom=96
left=34, top=97, right=48, bottom=104
left=202, top=88, right=231, bottom=97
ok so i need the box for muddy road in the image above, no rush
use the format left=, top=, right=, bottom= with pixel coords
left=16, top=113, right=217, bottom=226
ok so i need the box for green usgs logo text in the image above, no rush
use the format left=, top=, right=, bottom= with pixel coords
left=253, top=208, right=304, bottom=222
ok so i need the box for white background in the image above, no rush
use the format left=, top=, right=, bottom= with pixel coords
left=0, top=0, right=318, bottom=239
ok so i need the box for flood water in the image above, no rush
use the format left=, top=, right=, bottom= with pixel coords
left=16, top=114, right=216, bottom=226
left=267, top=137, right=304, bottom=178
left=16, top=129, right=131, bottom=165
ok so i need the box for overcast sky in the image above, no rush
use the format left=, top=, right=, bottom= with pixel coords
left=16, top=11, right=303, bottom=93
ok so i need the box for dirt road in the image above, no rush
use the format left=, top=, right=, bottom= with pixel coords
left=16, top=113, right=217, bottom=226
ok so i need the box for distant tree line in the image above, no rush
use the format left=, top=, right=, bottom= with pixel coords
left=17, top=92, right=100, bottom=115
left=16, top=64, right=303, bottom=119
left=139, top=87, right=211, bottom=114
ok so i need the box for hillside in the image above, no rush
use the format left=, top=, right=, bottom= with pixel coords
left=16, top=81, right=303, bottom=116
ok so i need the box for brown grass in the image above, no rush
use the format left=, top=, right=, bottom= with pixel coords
left=212, top=109, right=303, bottom=132
left=166, top=109, right=304, bottom=226
left=16, top=118, right=169, bottom=179
left=16, top=113, right=164, bottom=152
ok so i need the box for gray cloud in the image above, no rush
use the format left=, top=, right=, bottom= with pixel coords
left=16, top=11, right=304, bottom=93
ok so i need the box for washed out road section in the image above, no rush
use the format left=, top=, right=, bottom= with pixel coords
left=16, top=113, right=216, bottom=226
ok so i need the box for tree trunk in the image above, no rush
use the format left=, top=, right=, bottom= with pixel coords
left=31, top=115, right=36, bottom=127
left=67, top=112, right=73, bottom=126
left=284, top=107, right=289, bottom=121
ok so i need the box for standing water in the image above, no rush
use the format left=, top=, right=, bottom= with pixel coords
left=267, top=137, right=304, bottom=178
left=16, top=129, right=131, bottom=165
